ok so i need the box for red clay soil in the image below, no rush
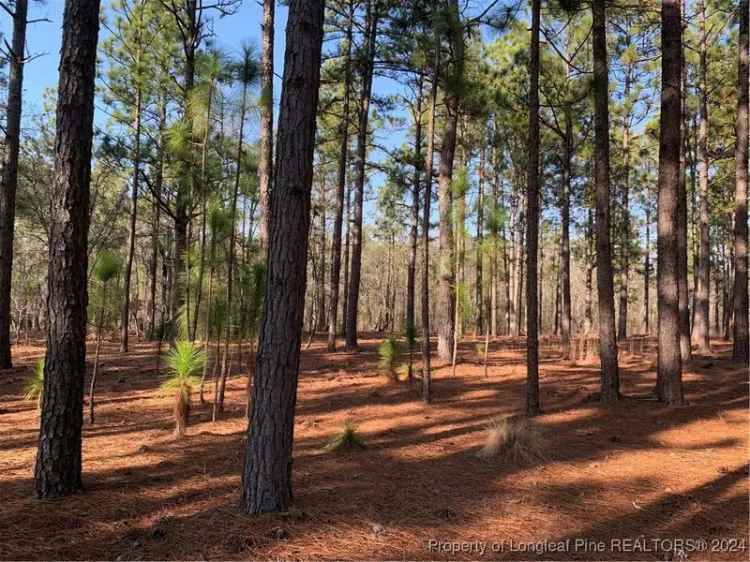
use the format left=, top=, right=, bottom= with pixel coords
left=0, top=336, right=747, bottom=561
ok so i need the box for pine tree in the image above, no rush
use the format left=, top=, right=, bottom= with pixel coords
left=241, top=0, right=325, bottom=514
left=34, top=0, right=102, bottom=499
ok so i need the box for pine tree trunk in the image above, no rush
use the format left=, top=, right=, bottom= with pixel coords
left=560, top=109, right=573, bottom=358
left=0, top=0, right=28, bottom=369
left=422, top=36, right=439, bottom=404
left=35, top=0, right=101, bottom=499
left=407, top=76, right=424, bottom=350
left=258, top=0, right=274, bottom=250
left=240, top=0, right=324, bottom=514
left=656, top=0, right=685, bottom=405
left=217, top=77, right=250, bottom=416
left=734, top=0, right=749, bottom=364
left=327, top=7, right=353, bottom=352
left=121, top=86, right=143, bottom=352
left=147, top=103, right=165, bottom=339
left=315, top=185, right=327, bottom=333
left=644, top=206, right=651, bottom=335
left=490, top=147, right=499, bottom=337
left=693, top=0, right=711, bottom=354
left=192, top=84, right=215, bottom=342
left=678, top=50, right=692, bottom=362
left=592, top=0, right=620, bottom=403
left=525, top=0, right=541, bottom=415
left=345, top=0, right=378, bottom=351
left=475, top=141, right=485, bottom=335
left=618, top=108, right=631, bottom=341
left=584, top=208, right=594, bottom=335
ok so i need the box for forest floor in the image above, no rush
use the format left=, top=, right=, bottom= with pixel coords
left=0, top=335, right=747, bottom=561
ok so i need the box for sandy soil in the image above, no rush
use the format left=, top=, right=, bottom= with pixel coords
left=0, top=335, right=747, bottom=561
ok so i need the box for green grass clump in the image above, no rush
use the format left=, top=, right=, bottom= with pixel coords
left=325, top=421, right=366, bottom=452
left=24, top=358, right=45, bottom=410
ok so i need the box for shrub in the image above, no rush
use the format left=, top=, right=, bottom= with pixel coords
left=161, top=341, right=207, bottom=437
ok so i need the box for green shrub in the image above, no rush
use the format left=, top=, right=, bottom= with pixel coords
left=161, top=341, right=207, bottom=437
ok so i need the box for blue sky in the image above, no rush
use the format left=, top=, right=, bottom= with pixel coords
left=10, top=0, right=290, bottom=130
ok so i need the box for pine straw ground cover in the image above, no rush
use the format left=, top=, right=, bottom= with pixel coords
left=0, top=337, right=747, bottom=561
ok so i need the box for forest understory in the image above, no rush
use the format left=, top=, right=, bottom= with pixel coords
left=1, top=335, right=747, bottom=561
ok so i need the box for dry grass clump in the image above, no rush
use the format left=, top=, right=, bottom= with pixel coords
left=325, top=421, right=366, bottom=452
left=477, top=415, right=546, bottom=463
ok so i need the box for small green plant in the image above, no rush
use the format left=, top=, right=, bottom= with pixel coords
left=477, top=415, right=546, bottom=463
left=161, top=341, right=207, bottom=438
left=378, top=337, right=401, bottom=381
left=24, top=358, right=45, bottom=410
left=325, top=421, right=366, bottom=452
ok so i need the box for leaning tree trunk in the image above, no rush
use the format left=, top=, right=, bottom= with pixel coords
left=0, top=0, right=28, bottom=369
left=344, top=0, right=378, bottom=351
left=693, top=0, right=711, bottom=354
left=592, top=0, right=619, bottom=403
left=258, top=0, right=274, bottom=250
left=525, top=0, right=541, bottom=416
left=326, top=9, right=353, bottom=352
left=240, top=0, right=325, bottom=515
left=121, top=85, right=143, bottom=352
left=35, top=0, right=101, bottom=499
left=734, top=0, right=749, bottom=364
left=656, top=0, right=685, bottom=405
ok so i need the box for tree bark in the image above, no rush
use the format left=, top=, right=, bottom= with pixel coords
left=407, top=75, right=424, bottom=353
left=656, top=0, right=685, bottom=405
left=592, top=0, right=619, bottom=403
left=678, top=44, right=692, bottom=363
left=422, top=35, right=439, bottom=404
left=436, top=0, right=463, bottom=361
left=120, top=86, right=143, bottom=352
left=147, top=102, right=167, bottom=338
left=240, top=0, right=324, bottom=514
left=734, top=0, right=749, bottom=364
left=560, top=108, right=573, bottom=358
left=693, top=0, right=711, bottom=354
left=216, top=69, right=250, bottom=417
left=525, top=0, right=541, bottom=416
left=345, top=0, right=379, bottom=351
left=35, top=0, right=101, bottom=499
left=0, top=0, right=28, bottom=369
left=618, top=100, right=631, bottom=341
left=475, top=140, right=485, bottom=335
left=258, top=0, right=274, bottom=250
left=327, top=5, right=353, bottom=352
left=644, top=205, right=651, bottom=335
